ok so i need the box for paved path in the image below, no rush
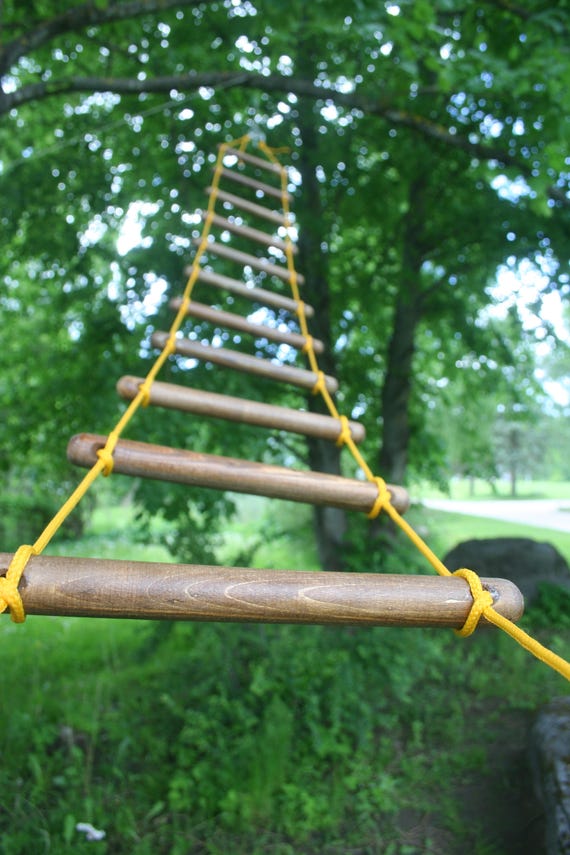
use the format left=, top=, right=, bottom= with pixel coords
left=422, top=498, right=570, bottom=533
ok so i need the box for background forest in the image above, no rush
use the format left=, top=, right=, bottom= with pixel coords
left=1, top=1, right=570, bottom=853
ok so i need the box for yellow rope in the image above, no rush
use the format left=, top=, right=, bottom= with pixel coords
left=4, top=134, right=570, bottom=684
left=1, top=133, right=251, bottom=622
left=335, top=415, right=352, bottom=448
left=257, top=139, right=570, bottom=682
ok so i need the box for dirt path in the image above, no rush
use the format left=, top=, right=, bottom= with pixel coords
left=422, top=497, right=570, bottom=533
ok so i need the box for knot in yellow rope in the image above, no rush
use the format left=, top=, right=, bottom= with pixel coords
left=311, top=371, right=326, bottom=396
left=453, top=568, right=495, bottom=637
left=336, top=415, right=352, bottom=448
left=138, top=381, right=151, bottom=407
left=296, top=300, right=306, bottom=321
left=96, top=447, right=115, bottom=476
left=164, top=334, right=177, bottom=357
left=302, top=335, right=314, bottom=355
left=367, top=477, right=391, bottom=520
left=0, top=544, right=36, bottom=623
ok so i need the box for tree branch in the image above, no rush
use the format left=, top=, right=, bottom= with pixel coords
left=3, top=67, right=568, bottom=208
left=477, top=0, right=531, bottom=19
left=0, top=69, right=537, bottom=166
left=0, top=0, right=207, bottom=78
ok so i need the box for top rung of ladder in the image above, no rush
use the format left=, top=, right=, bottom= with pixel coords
left=221, top=145, right=283, bottom=176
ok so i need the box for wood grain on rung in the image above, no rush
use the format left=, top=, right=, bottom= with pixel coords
left=2, top=552, right=524, bottom=627
left=221, top=145, right=283, bottom=175
left=218, top=167, right=289, bottom=200
left=195, top=239, right=304, bottom=285
left=151, top=332, right=338, bottom=393
left=209, top=187, right=286, bottom=225
left=189, top=267, right=314, bottom=317
left=169, top=299, right=323, bottom=353
left=202, top=211, right=296, bottom=254
left=67, top=435, right=409, bottom=514
left=117, top=377, right=366, bottom=443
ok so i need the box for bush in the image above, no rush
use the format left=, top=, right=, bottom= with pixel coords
left=0, top=489, right=83, bottom=549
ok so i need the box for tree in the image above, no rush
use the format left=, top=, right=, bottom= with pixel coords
left=425, top=307, right=547, bottom=496
left=2, top=0, right=569, bottom=566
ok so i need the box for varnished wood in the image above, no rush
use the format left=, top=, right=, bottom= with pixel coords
left=195, top=239, right=305, bottom=285
left=169, top=300, right=323, bottom=353
left=2, top=552, right=524, bottom=627
left=189, top=267, right=314, bottom=317
left=67, top=434, right=410, bottom=514
left=151, top=332, right=338, bottom=393
left=117, top=376, right=366, bottom=443
left=221, top=145, right=282, bottom=175
left=209, top=187, right=287, bottom=226
left=202, top=211, right=296, bottom=254
left=218, top=167, right=289, bottom=201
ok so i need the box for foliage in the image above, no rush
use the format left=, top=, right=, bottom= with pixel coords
left=526, top=583, right=570, bottom=630
left=1, top=503, right=569, bottom=854
left=0, top=484, right=83, bottom=549
left=0, top=617, right=561, bottom=855
left=2, top=0, right=570, bottom=560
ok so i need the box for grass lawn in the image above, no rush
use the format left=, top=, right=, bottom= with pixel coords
left=416, top=478, right=570, bottom=501
left=1, top=496, right=569, bottom=854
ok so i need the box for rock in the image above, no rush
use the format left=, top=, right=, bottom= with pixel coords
left=443, top=538, right=570, bottom=605
left=530, top=696, right=570, bottom=855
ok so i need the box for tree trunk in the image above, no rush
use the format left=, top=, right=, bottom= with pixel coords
left=378, top=178, right=426, bottom=486
left=378, top=292, right=421, bottom=486
left=295, top=83, right=346, bottom=570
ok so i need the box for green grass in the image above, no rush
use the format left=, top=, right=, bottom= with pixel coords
left=217, top=495, right=320, bottom=570
left=44, top=496, right=174, bottom=563
left=417, top=478, right=570, bottom=501
left=1, top=496, right=569, bottom=854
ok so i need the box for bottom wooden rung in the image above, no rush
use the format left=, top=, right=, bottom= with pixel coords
left=1, top=553, right=524, bottom=627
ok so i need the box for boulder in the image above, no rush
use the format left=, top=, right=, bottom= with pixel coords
left=443, top=538, right=570, bottom=605
left=529, top=696, right=570, bottom=855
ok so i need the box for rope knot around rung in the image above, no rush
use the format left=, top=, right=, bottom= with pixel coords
left=96, top=447, right=115, bottom=476
left=0, top=544, right=36, bottom=623
left=367, top=477, right=391, bottom=519
left=138, top=381, right=151, bottom=407
left=336, top=415, right=352, bottom=447
left=453, top=568, right=495, bottom=637
left=164, top=334, right=177, bottom=357
left=302, top=335, right=314, bottom=355
left=311, top=370, right=326, bottom=396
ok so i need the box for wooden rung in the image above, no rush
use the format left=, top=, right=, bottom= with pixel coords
left=219, top=167, right=289, bottom=201
left=1, top=552, right=524, bottom=627
left=221, top=145, right=282, bottom=175
left=189, top=267, right=314, bottom=317
left=195, top=239, right=305, bottom=285
left=68, top=434, right=408, bottom=514
left=169, top=299, right=323, bottom=354
left=117, top=377, right=366, bottom=443
left=151, top=332, right=338, bottom=393
left=202, top=211, right=296, bottom=255
left=208, top=187, right=287, bottom=226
